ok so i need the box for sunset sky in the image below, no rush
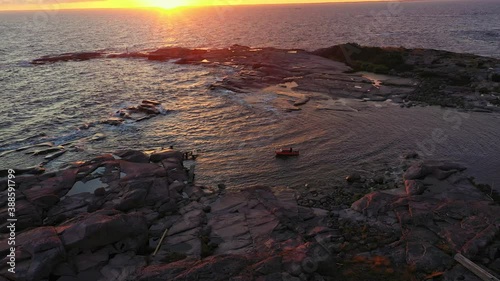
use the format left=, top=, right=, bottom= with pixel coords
left=0, top=0, right=395, bottom=11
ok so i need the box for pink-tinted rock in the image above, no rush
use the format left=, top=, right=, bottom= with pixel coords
left=114, top=150, right=150, bottom=163
left=403, top=163, right=434, bottom=180
left=147, top=47, right=208, bottom=61
left=405, top=180, right=427, bottom=195
left=100, top=252, right=147, bottom=281
left=31, top=52, right=103, bottom=64
left=404, top=161, right=466, bottom=181
left=145, top=178, right=170, bottom=207
left=101, top=117, right=124, bottom=126
left=115, top=188, right=148, bottom=211
left=161, top=158, right=183, bottom=170
left=119, top=161, right=166, bottom=180
left=169, top=181, right=185, bottom=193
left=23, top=186, right=60, bottom=209
left=45, top=193, right=92, bottom=225
left=0, top=166, right=45, bottom=178
left=461, top=224, right=499, bottom=258
left=10, top=227, right=66, bottom=281
left=138, top=259, right=197, bottom=281
left=406, top=243, right=453, bottom=273
left=142, top=100, right=161, bottom=106
left=137, top=103, right=160, bottom=115
left=174, top=255, right=251, bottom=281
left=73, top=250, right=109, bottom=272
left=60, top=212, right=148, bottom=251
left=167, top=168, right=189, bottom=184
left=351, top=191, right=397, bottom=217
left=252, top=256, right=283, bottom=276
left=150, top=150, right=184, bottom=163
left=0, top=199, right=43, bottom=233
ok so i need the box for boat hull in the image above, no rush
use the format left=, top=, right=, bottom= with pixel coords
left=275, top=151, right=299, bottom=156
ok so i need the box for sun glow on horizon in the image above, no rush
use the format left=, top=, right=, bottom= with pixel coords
left=144, top=0, right=193, bottom=9
left=0, top=0, right=401, bottom=12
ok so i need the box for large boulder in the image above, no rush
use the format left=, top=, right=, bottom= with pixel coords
left=119, top=161, right=166, bottom=180
left=100, top=252, right=147, bottom=281
left=0, top=200, right=43, bottom=233
left=3, top=227, right=66, bottom=281
left=145, top=178, right=171, bottom=207
left=404, top=180, right=427, bottom=195
left=150, top=150, right=184, bottom=163
left=114, top=150, right=150, bottom=163
left=351, top=191, right=397, bottom=217
left=31, top=52, right=103, bottom=64
left=22, top=186, right=60, bottom=209
left=115, top=189, right=148, bottom=212
left=404, top=161, right=466, bottom=181
left=60, top=211, right=148, bottom=251
left=45, top=193, right=93, bottom=225
left=406, top=243, right=453, bottom=273
left=72, top=248, right=110, bottom=272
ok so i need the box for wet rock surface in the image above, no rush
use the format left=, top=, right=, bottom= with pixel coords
left=32, top=43, right=500, bottom=112
left=102, top=100, right=168, bottom=126
left=0, top=100, right=169, bottom=175
left=314, top=43, right=500, bottom=111
left=31, top=52, right=105, bottom=64
left=0, top=150, right=499, bottom=281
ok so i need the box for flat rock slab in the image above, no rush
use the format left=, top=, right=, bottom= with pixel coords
left=2, top=151, right=499, bottom=281
left=349, top=161, right=500, bottom=279
left=60, top=211, right=148, bottom=251
left=3, top=227, right=66, bottom=281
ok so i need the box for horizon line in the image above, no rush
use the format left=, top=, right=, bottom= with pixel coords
left=0, top=0, right=450, bottom=13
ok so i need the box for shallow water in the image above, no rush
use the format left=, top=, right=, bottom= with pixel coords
left=1, top=1, right=500, bottom=190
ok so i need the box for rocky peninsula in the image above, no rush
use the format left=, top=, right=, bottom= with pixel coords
left=1, top=44, right=499, bottom=281
left=0, top=149, right=499, bottom=281
left=31, top=43, right=500, bottom=112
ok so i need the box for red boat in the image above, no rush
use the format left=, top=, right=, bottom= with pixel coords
left=275, top=148, right=299, bottom=156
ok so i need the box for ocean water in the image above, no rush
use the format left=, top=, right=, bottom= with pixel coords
left=1, top=0, right=500, bottom=190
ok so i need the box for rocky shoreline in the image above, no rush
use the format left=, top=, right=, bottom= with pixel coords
left=2, top=44, right=498, bottom=281
left=31, top=43, right=500, bottom=112
left=1, top=149, right=499, bottom=281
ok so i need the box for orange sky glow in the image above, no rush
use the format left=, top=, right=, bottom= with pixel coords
left=0, top=0, right=395, bottom=11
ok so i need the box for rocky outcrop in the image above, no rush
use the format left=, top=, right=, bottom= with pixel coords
left=31, top=52, right=104, bottom=64
left=60, top=211, right=148, bottom=251
left=0, top=149, right=338, bottom=281
left=31, top=44, right=500, bottom=111
left=147, top=47, right=208, bottom=61
left=0, top=152, right=498, bottom=281
left=102, top=100, right=168, bottom=126
left=315, top=43, right=500, bottom=110
left=4, top=227, right=66, bottom=281
left=346, top=160, right=500, bottom=280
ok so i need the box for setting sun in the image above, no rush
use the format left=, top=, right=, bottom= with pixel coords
left=2, top=0, right=500, bottom=280
left=0, top=1, right=406, bottom=11
left=144, top=0, right=192, bottom=9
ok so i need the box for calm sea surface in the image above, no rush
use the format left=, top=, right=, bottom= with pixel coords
left=1, top=0, right=500, bottom=190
